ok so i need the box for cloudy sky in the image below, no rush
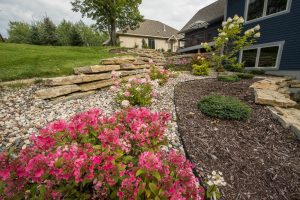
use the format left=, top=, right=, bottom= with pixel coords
left=0, top=0, right=217, bottom=37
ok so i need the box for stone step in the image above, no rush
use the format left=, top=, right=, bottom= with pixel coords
left=35, top=85, right=81, bottom=100
left=44, top=73, right=112, bottom=86
left=120, top=63, right=150, bottom=70
left=100, top=56, right=136, bottom=65
left=80, top=79, right=115, bottom=92
left=254, top=89, right=297, bottom=108
left=51, top=91, right=96, bottom=103
left=74, top=65, right=120, bottom=75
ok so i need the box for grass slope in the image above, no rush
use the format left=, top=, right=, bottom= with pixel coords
left=0, top=43, right=116, bottom=82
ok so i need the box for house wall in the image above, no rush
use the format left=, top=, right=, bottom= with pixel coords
left=184, top=21, right=222, bottom=48
left=118, top=35, right=178, bottom=52
left=227, top=0, right=300, bottom=71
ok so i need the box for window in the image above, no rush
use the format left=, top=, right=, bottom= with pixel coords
left=245, top=0, right=290, bottom=22
left=258, top=46, right=279, bottom=67
left=242, top=49, right=258, bottom=68
left=148, top=38, right=155, bottom=49
left=240, top=41, right=284, bottom=69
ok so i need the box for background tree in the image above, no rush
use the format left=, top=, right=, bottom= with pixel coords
left=39, top=17, right=58, bottom=45
left=7, top=21, right=30, bottom=43
left=71, top=0, right=144, bottom=46
left=69, top=26, right=84, bottom=46
left=56, top=19, right=73, bottom=46
left=28, top=23, right=42, bottom=45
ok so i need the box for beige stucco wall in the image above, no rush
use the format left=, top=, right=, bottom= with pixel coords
left=118, top=35, right=179, bottom=52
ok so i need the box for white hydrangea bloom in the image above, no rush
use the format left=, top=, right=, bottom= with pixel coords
left=254, top=32, right=261, bottom=38
left=219, top=32, right=227, bottom=36
left=237, top=17, right=244, bottom=24
left=229, top=24, right=235, bottom=29
left=254, top=24, right=261, bottom=31
left=222, top=21, right=227, bottom=27
left=227, top=17, right=233, bottom=23
left=233, top=15, right=239, bottom=20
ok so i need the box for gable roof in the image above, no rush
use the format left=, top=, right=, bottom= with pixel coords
left=179, top=0, right=225, bottom=33
left=117, top=19, right=182, bottom=39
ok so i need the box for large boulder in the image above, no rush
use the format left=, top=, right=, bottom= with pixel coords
left=74, top=65, right=120, bottom=74
left=254, top=89, right=297, bottom=107
left=44, top=73, right=112, bottom=86
left=35, top=85, right=81, bottom=99
left=250, top=78, right=286, bottom=91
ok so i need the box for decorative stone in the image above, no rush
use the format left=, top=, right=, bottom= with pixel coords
left=35, top=85, right=81, bottom=99
left=250, top=79, right=283, bottom=91
left=120, top=63, right=150, bottom=70
left=80, top=80, right=114, bottom=92
left=254, top=89, right=297, bottom=107
left=74, top=65, right=120, bottom=74
left=51, top=91, right=97, bottom=103
left=44, top=73, right=112, bottom=86
left=100, top=56, right=136, bottom=65
left=118, top=69, right=146, bottom=77
left=290, top=83, right=300, bottom=88
left=268, top=107, right=300, bottom=139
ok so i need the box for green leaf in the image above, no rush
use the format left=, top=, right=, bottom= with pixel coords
left=149, top=182, right=159, bottom=195
left=155, top=196, right=161, bottom=200
left=136, top=169, right=147, bottom=177
left=152, top=171, right=161, bottom=181
left=38, top=185, right=46, bottom=200
left=55, top=157, right=63, bottom=168
left=145, top=188, right=151, bottom=198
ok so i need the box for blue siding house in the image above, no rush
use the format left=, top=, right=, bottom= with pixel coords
left=179, top=0, right=300, bottom=77
left=226, top=0, right=300, bottom=77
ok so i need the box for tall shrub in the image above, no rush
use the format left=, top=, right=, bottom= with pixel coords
left=7, top=21, right=30, bottom=43
left=39, top=17, right=58, bottom=45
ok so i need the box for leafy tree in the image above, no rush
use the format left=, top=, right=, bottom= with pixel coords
left=74, top=21, right=108, bottom=46
left=7, top=21, right=30, bottom=43
left=40, top=17, right=58, bottom=45
left=56, top=19, right=73, bottom=46
left=69, top=26, right=84, bottom=46
left=71, top=0, right=144, bottom=46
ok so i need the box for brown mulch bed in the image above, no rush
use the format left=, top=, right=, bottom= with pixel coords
left=174, top=78, right=300, bottom=200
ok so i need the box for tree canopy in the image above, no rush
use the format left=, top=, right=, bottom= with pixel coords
left=71, top=0, right=144, bottom=46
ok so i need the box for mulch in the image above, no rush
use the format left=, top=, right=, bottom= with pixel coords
left=174, top=78, right=300, bottom=200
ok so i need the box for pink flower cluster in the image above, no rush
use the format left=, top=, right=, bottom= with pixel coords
left=111, top=75, right=156, bottom=107
left=0, top=108, right=203, bottom=199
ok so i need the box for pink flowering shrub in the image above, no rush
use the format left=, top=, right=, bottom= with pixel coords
left=111, top=75, right=156, bottom=107
left=149, top=67, right=171, bottom=86
left=0, top=108, right=204, bottom=200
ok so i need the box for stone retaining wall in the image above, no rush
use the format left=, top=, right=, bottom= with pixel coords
left=166, top=53, right=211, bottom=65
left=35, top=56, right=152, bottom=101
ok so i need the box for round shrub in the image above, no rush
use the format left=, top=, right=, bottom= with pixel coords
left=217, top=74, right=240, bottom=82
left=197, top=94, right=251, bottom=120
left=236, top=73, right=254, bottom=79
left=192, top=64, right=210, bottom=76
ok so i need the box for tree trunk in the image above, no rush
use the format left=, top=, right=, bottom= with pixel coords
left=110, top=21, right=117, bottom=46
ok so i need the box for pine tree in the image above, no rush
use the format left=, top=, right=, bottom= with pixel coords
left=40, top=17, right=58, bottom=45
left=29, top=24, right=41, bottom=45
left=69, top=26, right=84, bottom=46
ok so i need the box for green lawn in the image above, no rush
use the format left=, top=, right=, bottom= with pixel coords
left=0, top=43, right=117, bottom=82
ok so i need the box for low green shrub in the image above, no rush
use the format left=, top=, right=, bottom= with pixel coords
left=249, top=70, right=265, bottom=75
left=217, top=75, right=240, bottom=82
left=197, top=94, right=251, bottom=120
left=192, top=64, right=210, bottom=76
left=236, top=73, right=254, bottom=79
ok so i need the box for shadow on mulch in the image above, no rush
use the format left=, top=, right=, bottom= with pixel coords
left=174, top=78, right=300, bottom=200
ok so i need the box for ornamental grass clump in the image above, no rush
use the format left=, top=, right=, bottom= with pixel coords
left=111, top=72, right=157, bottom=107
left=197, top=94, right=251, bottom=120
left=0, top=108, right=204, bottom=200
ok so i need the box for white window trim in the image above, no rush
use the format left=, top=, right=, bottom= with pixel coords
left=239, top=41, right=285, bottom=70
left=244, top=0, right=292, bottom=24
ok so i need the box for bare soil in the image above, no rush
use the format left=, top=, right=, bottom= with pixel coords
left=174, top=78, right=300, bottom=200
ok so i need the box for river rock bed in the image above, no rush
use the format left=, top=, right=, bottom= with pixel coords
left=0, top=73, right=211, bottom=152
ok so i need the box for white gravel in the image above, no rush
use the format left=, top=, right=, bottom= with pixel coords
left=0, top=72, right=214, bottom=152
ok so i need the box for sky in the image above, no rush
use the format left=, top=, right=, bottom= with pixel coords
left=0, top=0, right=217, bottom=37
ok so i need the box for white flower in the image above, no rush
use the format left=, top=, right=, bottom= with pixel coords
left=237, top=17, right=244, bottom=24
left=227, top=17, right=233, bottom=23
left=219, top=32, right=227, bottom=36
left=254, top=24, right=261, bottom=31
left=207, top=180, right=213, bottom=186
left=233, top=15, right=239, bottom=20
left=249, top=28, right=255, bottom=33
left=212, top=171, right=217, bottom=176
left=225, top=38, right=229, bottom=41
left=228, top=24, right=235, bottom=29
left=222, top=21, right=227, bottom=27
left=254, top=32, right=261, bottom=38
left=121, top=100, right=130, bottom=108
left=212, top=53, right=216, bottom=56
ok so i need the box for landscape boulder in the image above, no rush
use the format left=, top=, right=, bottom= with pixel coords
left=254, top=89, right=297, bottom=107
left=35, top=85, right=81, bottom=99
left=74, top=65, right=120, bottom=74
